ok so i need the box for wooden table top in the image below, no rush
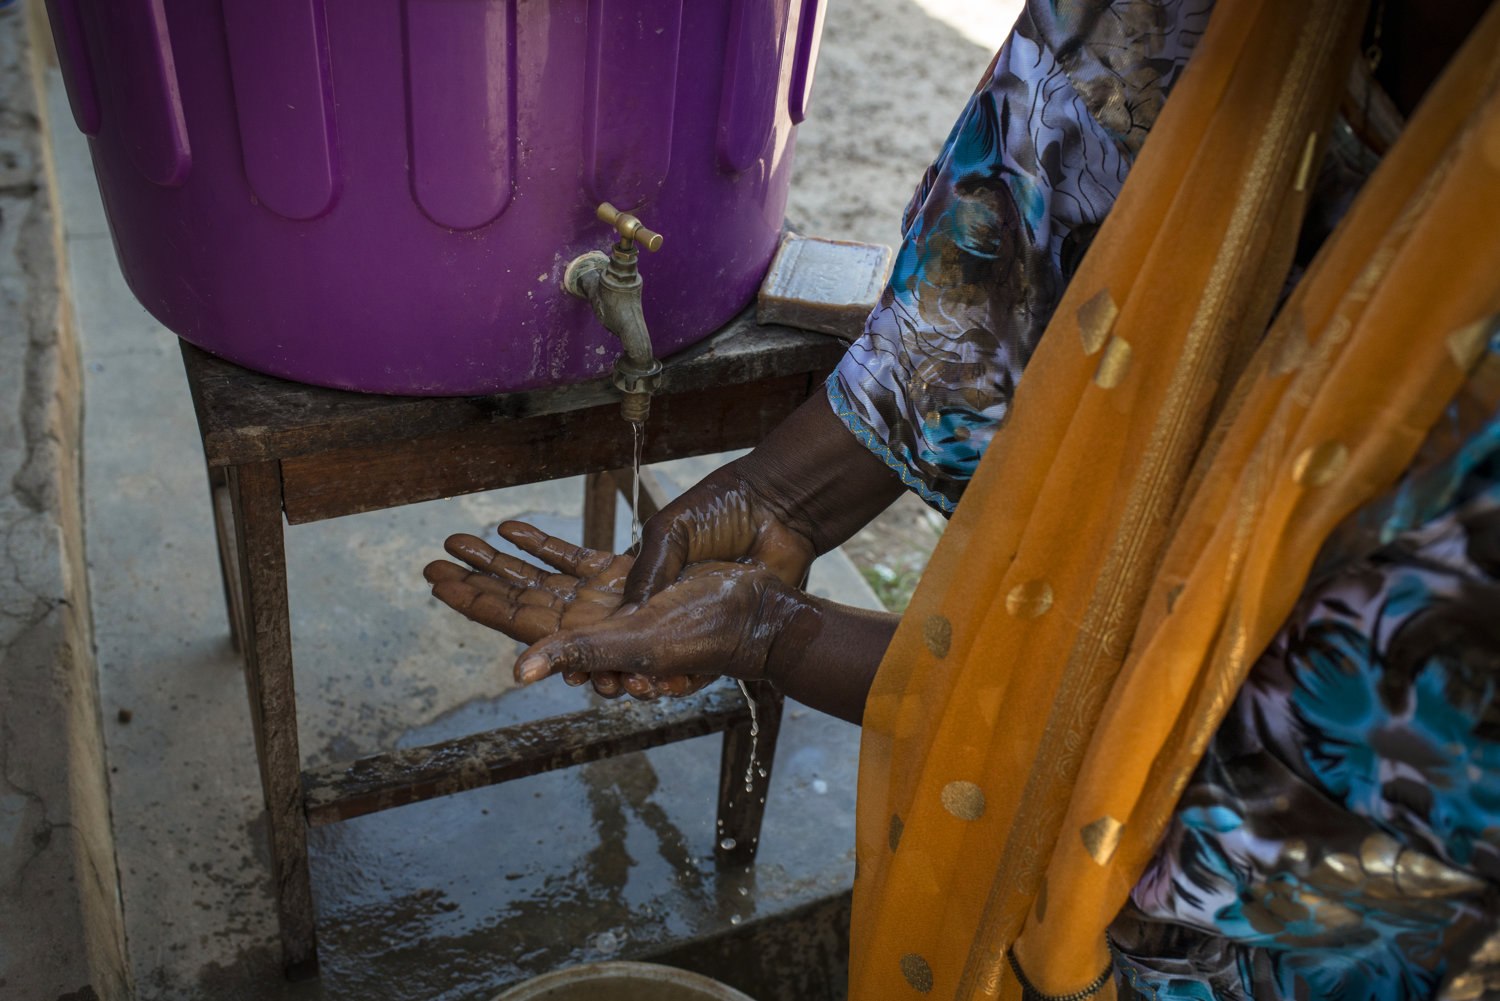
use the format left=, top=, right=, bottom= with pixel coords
left=181, top=309, right=848, bottom=467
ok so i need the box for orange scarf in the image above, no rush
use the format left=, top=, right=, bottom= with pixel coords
left=851, top=0, right=1500, bottom=997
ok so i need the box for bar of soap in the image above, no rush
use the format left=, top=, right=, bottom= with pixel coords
left=757, top=234, right=893, bottom=341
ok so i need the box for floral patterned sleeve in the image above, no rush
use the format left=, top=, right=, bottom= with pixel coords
left=828, top=0, right=1213, bottom=512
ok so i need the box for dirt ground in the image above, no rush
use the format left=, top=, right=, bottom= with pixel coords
left=782, top=0, right=1016, bottom=608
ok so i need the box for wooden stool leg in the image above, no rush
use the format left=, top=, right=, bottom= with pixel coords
left=228, top=460, right=319, bottom=979
left=206, top=464, right=245, bottom=652
left=582, top=471, right=618, bottom=552
left=714, top=681, right=784, bottom=867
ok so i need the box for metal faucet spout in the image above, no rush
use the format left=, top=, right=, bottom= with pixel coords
left=562, top=203, right=665, bottom=423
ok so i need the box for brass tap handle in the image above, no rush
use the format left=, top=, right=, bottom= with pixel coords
left=596, top=202, right=663, bottom=252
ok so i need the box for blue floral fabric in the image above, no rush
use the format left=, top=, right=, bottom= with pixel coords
left=830, top=1, right=1500, bottom=995
left=828, top=0, right=1212, bottom=512
left=1110, top=361, right=1500, bottom=999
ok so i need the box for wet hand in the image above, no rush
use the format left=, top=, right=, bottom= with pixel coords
left=424, top=523, right=632, bottom=644
left=624, top=460, right=817, bottom=608
left=424, top=523, right=777, bottom=699
left=517, top=560, right=798, bottom=690
left=425, top=523, right=655, bottom=698
left=624, top=392, right=905, bottom=608
left=423, top=522, right=798, bottom=691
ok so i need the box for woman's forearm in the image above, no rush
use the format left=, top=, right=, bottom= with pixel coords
left=736, top=391, right=908, bottom=557
left=765, top=591, right=901, bottom=724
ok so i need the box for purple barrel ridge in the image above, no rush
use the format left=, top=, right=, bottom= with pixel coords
left=44, top=0, right=826, bottom=395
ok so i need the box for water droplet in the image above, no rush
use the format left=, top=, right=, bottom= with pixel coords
left=812, top=779, right=828, bottom=794
left=593, top=930, right=620, bottom=953
left=738, top=886, right=749, bottom=896
left=729, top=914, right=742, bottom=925
left=719, top=837, right=737, bottom=851
left=757, top=768, right=767, bottom=778
left=744, top=782, right=753, bottom=793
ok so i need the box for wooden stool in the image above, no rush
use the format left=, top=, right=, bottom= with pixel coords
left=180, top=311, right=845, bottom=978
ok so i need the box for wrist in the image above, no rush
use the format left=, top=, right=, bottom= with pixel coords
left=737, top=393, right=905, bottom=556
left=761, top=585, right=899, bottom=724
left=758, top=582, right=824, bottom=691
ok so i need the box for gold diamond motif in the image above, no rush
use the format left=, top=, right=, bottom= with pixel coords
left=1077, top=289, right=1118, bottom=356
left=940, top=781, right=986, bottom=821
left=923, top=615, right=952, bottom=658
left=1005, top=580, right=1054, bottom=619
left=1093, top=335, right=1134, bottom=389
left=1081, top=815, right=1125, bottom=866
left=1447, top=316, right=1495, bottom=372
left=900, top=954, right=934, bottom=994
left=1291, top=441, right=1348, bottom=487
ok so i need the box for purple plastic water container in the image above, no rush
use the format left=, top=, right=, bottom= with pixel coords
left=44, top=0, right=827, bottom=395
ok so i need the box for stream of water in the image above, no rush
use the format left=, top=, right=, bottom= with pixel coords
left=627, top=421, right=762, bottom=819
left=629, top=419, right=644, bottom=551
left=735, top=679, right=760, bottom=794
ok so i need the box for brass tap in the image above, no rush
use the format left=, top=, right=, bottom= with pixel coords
left=563, top=203, right=664, bottom=424
left=596, top=201, right=663, bottom=252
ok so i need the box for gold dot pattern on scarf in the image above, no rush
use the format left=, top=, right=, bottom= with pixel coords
left=889, top=813, right=905, bottom=853
left=953, top=425, right=971, bottom=442
left=1077, top=288, right=1118, bottom=356
left=1448, top=316, right=1496, bottom=372
left=900, top=953, right=934, bottom=994
left=1291, top=440, right=1348, bottom=487
left=1005, top=579, right=1053, bottom=618
left=1093, top=335, right=1134, bottom=389
left=1081, top=815, right=1125, bottom=866
left=941, top=781, right=986, bottom=821
left=923, top=614, right=952, bottom=658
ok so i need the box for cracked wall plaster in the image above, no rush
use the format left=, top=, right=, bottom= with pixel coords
left=0, top=5, right=129, bottom=1000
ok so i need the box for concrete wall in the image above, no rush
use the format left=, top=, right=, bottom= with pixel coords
left=0, top=3, right=130, bottom=998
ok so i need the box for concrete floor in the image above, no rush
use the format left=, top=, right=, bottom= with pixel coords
left=40, top=2, right=1015, bottom=997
